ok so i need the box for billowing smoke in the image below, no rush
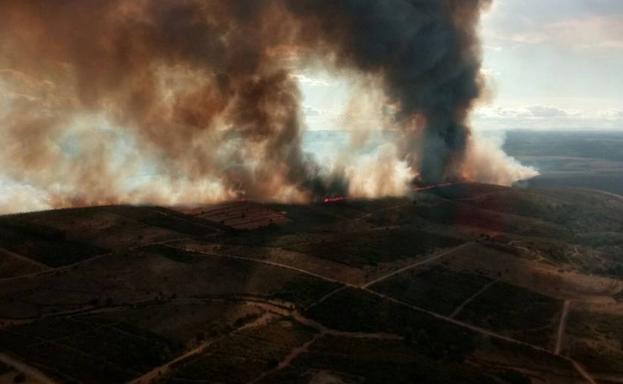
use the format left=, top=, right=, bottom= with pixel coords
left=286, top=0, right=491, bottom=183
left=0, top=0, right=529, bottom=213
left=0, top=0, right=333, bottom=208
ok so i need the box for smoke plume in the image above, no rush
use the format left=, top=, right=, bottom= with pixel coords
left=0, top=0, right=530, bottom=213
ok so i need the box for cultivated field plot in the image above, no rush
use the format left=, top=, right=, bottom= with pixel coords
left=305, top=288, right=583, bottom=383
left=137, top=246, right=342, bottom=307
left=5, top=206, right=219, bottom=251
left=454, top=281, right=562, bottom=348
left=183, top=201, right=288, bottom=230
left=563, top=310, right=623, bottom=376
left=276, top=229, right=463, bottom=268
left=471, top=337, right=587, bottom=384
left=118, top=206, right=224, bottom=237
left=0, top=221, right=106, bottom=267
left=212, top=199, right=411, bottom=250
left=263, top=198, right=412, bottom=234
left=176, top=240, right=368, bottom=286
left=0, top=245, right=341, bottom=320
left=306, top=288, right=480, bottom=362
left=413, top=196, right=571, bottom=240
left=0, top=248, right=46, bottom=279
left=0, top=317, right=182, bottom=383
left=436, top=242, right=623, bottom=303
left=165, top=319, right=316, bottom=384
left=370, top=265, right=495, bottom=316
left=257, top=335, right=496, bottom=384
left=531, top=189, right=623, bottom=235
left=427, top=183, right=574, bottom=223
left=79, top=301, right=266, bottom=347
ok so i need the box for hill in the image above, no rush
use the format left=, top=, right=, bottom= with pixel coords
left=1, top=184, right=623, bottom=383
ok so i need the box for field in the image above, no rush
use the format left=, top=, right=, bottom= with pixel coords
left=306, top=287, right=483, bottom=362
left=564, top=310, right=623, bottom=375
left=0, top=317, right=181, bottom=383
left=79, top=301, right=266, bottom=347
left=454, top=281, right=562, bottom=348
left=257, top=335, right=497, bottom=384
left=0, top=221, right=106, bottom=267
left=0, top=300, right=274, bottom=383
left=0, top=246, right=341, bottom=321
left=371, top=265, right=494, bottom=316
left=275, top=228, right=463, bottom=268
left=0, top=180, right=622, bottom=383
left=0, top=248, right=46, bottom=279
left=166, top=319, right=316, bottom=383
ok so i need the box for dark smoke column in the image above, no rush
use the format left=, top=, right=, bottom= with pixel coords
left=0, top=0, right=490, bottom=211
left=287, top=0, right=490, bottom=183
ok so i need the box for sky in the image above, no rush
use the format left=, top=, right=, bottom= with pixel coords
left=298, top=0, right=623, bottom=131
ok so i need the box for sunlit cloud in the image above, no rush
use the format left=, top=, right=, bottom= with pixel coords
left=479, top=0, right=623, bottom=131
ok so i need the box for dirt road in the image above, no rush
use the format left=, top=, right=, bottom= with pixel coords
left=555, top=300, right=571, bottom=355
left=0, top=353, right=59, bottom=384
left=450, top=279, right=498, bottom=318
left=362, top=242, right=473, bottom=288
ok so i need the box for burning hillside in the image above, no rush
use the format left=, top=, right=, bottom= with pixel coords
left=0, top=0, right=535, bottom=213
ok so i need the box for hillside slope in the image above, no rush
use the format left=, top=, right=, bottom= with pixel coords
left=1, top=184, right=622, bottom=383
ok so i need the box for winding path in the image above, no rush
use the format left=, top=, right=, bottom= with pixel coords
left=0, top=353, right=59, bottom=384
left=555, top=300, right=571, bottom=355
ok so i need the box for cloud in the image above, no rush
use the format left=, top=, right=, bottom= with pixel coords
left=528, top=106, right=568, bottom=118
left=472, top=105, right=623, bottom=130
left=482, top=1, right=623, bottom=50
left=545, top=16, right=623, bottom=50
